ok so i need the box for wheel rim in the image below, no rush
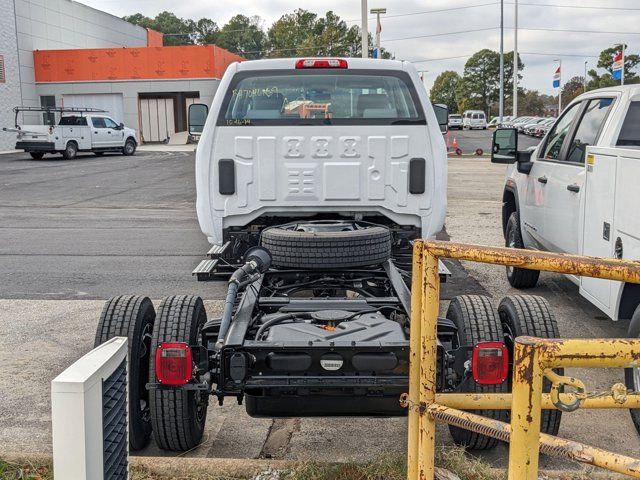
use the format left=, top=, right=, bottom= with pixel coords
left=280, top=220, right=370, bottom=233
left=125, top=142, right=134, bottom=154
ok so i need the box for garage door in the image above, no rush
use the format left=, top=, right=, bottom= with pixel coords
left=62, top=93, right=124, bottom=124
left=139, top=98, right=175, bottom=143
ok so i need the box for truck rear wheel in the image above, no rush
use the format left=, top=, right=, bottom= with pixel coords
left=448, top=295, right=508, bottom=450
left=625, top=305, right=640, bottom=435
left=94, top=295, right=155, bottom=450
left=149, top=295, right=208, bottom=451
left=62, top=141, right=78, bottom=160
left=498, top=295, right=562, bottom=436
left=261, top=221, right=391, bottom=269
left=29, top=152, right=44, bottom=160
left=505, top=212, right=540, bottom=288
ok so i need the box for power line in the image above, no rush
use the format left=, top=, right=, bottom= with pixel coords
left=384, top=27, right=498, bottom=43
left=513, top=26, right=640, bottom=35
left=507, top=2, right=640, bottom=11
left=345, top=2, right=501, bottom=23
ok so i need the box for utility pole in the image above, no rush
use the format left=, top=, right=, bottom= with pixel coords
left=361, top=0, right=368, bottom=58
left=513, top=0, right=518, bottom=117
left=499, top=0, right=504, bottom=123
left=371, top=8, right=386, bottom=59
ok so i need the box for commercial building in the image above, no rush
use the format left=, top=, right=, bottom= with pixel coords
left=0, top=0, right=243, bottom=150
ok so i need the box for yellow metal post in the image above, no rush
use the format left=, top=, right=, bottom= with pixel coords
left=508, top=340, right=543, bottom=480
left=407, top=241, right=424, bottom=480
left=417, top=248, right=440, bottom=480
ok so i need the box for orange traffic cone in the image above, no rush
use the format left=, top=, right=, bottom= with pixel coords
left=452, top=137, right=458, bottom=149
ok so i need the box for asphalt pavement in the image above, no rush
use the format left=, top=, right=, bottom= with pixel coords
left=446, top=127, right=540, bottom=155
left=1, top=131, right=638, bottom=468
left=0, top=150, right=226, bottom=300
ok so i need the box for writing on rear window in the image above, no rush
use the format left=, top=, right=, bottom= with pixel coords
left=218, top=70, right=425, bottom=126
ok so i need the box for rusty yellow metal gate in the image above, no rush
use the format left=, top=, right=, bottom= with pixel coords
left=406, top=240, right=640, bottom=480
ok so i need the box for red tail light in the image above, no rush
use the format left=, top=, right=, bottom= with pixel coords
left=155, top=342, right=192, bottom=386
left=472, top=341, right=509, bottom=385
left=295, top=58, right=348, bottom=69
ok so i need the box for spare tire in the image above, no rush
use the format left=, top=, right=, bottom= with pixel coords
left=261, top=220, right=391, bottom=269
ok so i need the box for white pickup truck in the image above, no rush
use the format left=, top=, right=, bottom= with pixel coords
left=492, top=85, right=640, bottom=427
left=5, top=106, right=138, bottom=159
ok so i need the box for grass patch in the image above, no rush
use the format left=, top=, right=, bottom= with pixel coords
left=0, top=459, right=53, bottom=480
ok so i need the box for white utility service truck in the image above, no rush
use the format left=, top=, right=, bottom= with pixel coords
left=4, top=106, right=138, bottom=159
left=492, top=85, right=640, bottom=431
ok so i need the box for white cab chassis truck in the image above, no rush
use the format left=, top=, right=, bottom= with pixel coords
left=5, top=106, right=137, bottom=159
left=92, top=58, right=567, bottom=453
left=493, top=85, right=640, bottom=433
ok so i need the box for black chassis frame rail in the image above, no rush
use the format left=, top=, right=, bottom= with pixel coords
left=210, top=261, right=454, bottom=408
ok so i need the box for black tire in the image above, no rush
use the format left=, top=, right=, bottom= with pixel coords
left=62, top=141, right=78, bottom=160
left=447, top=295, right=508, bottom=450
left=625, top=305, right=640, bottom=435
left=123, top=138, right=137, bottom=156
left=261, top=221, right=392, bottom=269
left=94, top=295, right=155, bottom=451
left=505, top=212, right=540, bottom=288
left=498, top=295, right=562, bottom=436
left=29, top=152, right=44, bottom=160
left=150, top=295, right=208, bottom=451
left=94, top=151, right=105, bottom=156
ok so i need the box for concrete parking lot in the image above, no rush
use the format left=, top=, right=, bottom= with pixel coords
left=1, top=130, right=638, bottom=467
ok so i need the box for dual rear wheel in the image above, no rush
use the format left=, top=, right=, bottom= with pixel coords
left=94, top=294, right=208, bottom=451
left=447, top=294, right=561, bottom=450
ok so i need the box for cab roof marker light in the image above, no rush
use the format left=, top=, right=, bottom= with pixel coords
left=295, top=59, right=348, bottom=69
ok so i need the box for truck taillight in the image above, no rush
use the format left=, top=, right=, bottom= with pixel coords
left=472, top=341, right=509, bottom=385
left=155, top=342, right=192, bottom=386
left=295, top=58, right=348, bottom=69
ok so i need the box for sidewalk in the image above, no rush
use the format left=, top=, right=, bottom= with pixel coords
left=138, top=144, right=196, bottom=153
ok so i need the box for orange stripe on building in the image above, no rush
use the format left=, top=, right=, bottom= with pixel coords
left=34, top=45, right=244, bottom=83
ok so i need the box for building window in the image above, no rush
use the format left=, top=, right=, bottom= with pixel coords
left=41, top=96, right=56, bottom=126
left=0, top=55, right=5, bottom=83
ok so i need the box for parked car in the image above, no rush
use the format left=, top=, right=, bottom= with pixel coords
left=532, top=118, right=555, bottom=137
left=463, top=110, right=487, bottom=129
left=5, top=106, right=137, bottom=159
left=514, top=116, right=540, bottom=132
left=506, top=116, right=533, bottom=130
left=448, top=113, right=463, bottom=129
left=522, top=118, right=549, bottom=135
left=492, top=85, right=640, bottom=436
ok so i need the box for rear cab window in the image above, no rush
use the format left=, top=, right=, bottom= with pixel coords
left=218, top=69, right=425, bottom=126
left=617, top=101, right=640, bottom=147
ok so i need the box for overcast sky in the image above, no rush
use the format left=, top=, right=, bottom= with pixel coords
left=81, top=0, right=639, bottom=96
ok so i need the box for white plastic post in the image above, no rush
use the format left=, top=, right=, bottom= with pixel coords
left=52, top=337, right=128, bottom=480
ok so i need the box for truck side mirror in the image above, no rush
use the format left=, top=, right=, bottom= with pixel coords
left=491, top=128, right=518, bottom=163
left=432, top=103, right=449, bottom=134
left=119, top=122, right=124, bottom=129
left=188, top=103, right=209, bottom=136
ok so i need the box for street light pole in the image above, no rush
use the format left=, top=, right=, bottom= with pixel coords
left=499, top=0, right=504, bottom=123
left=513, top=0, right=518, bottom=117
left=361, top=0, right=368, bottom=58
left=370, top=8, right=386, bottom=59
